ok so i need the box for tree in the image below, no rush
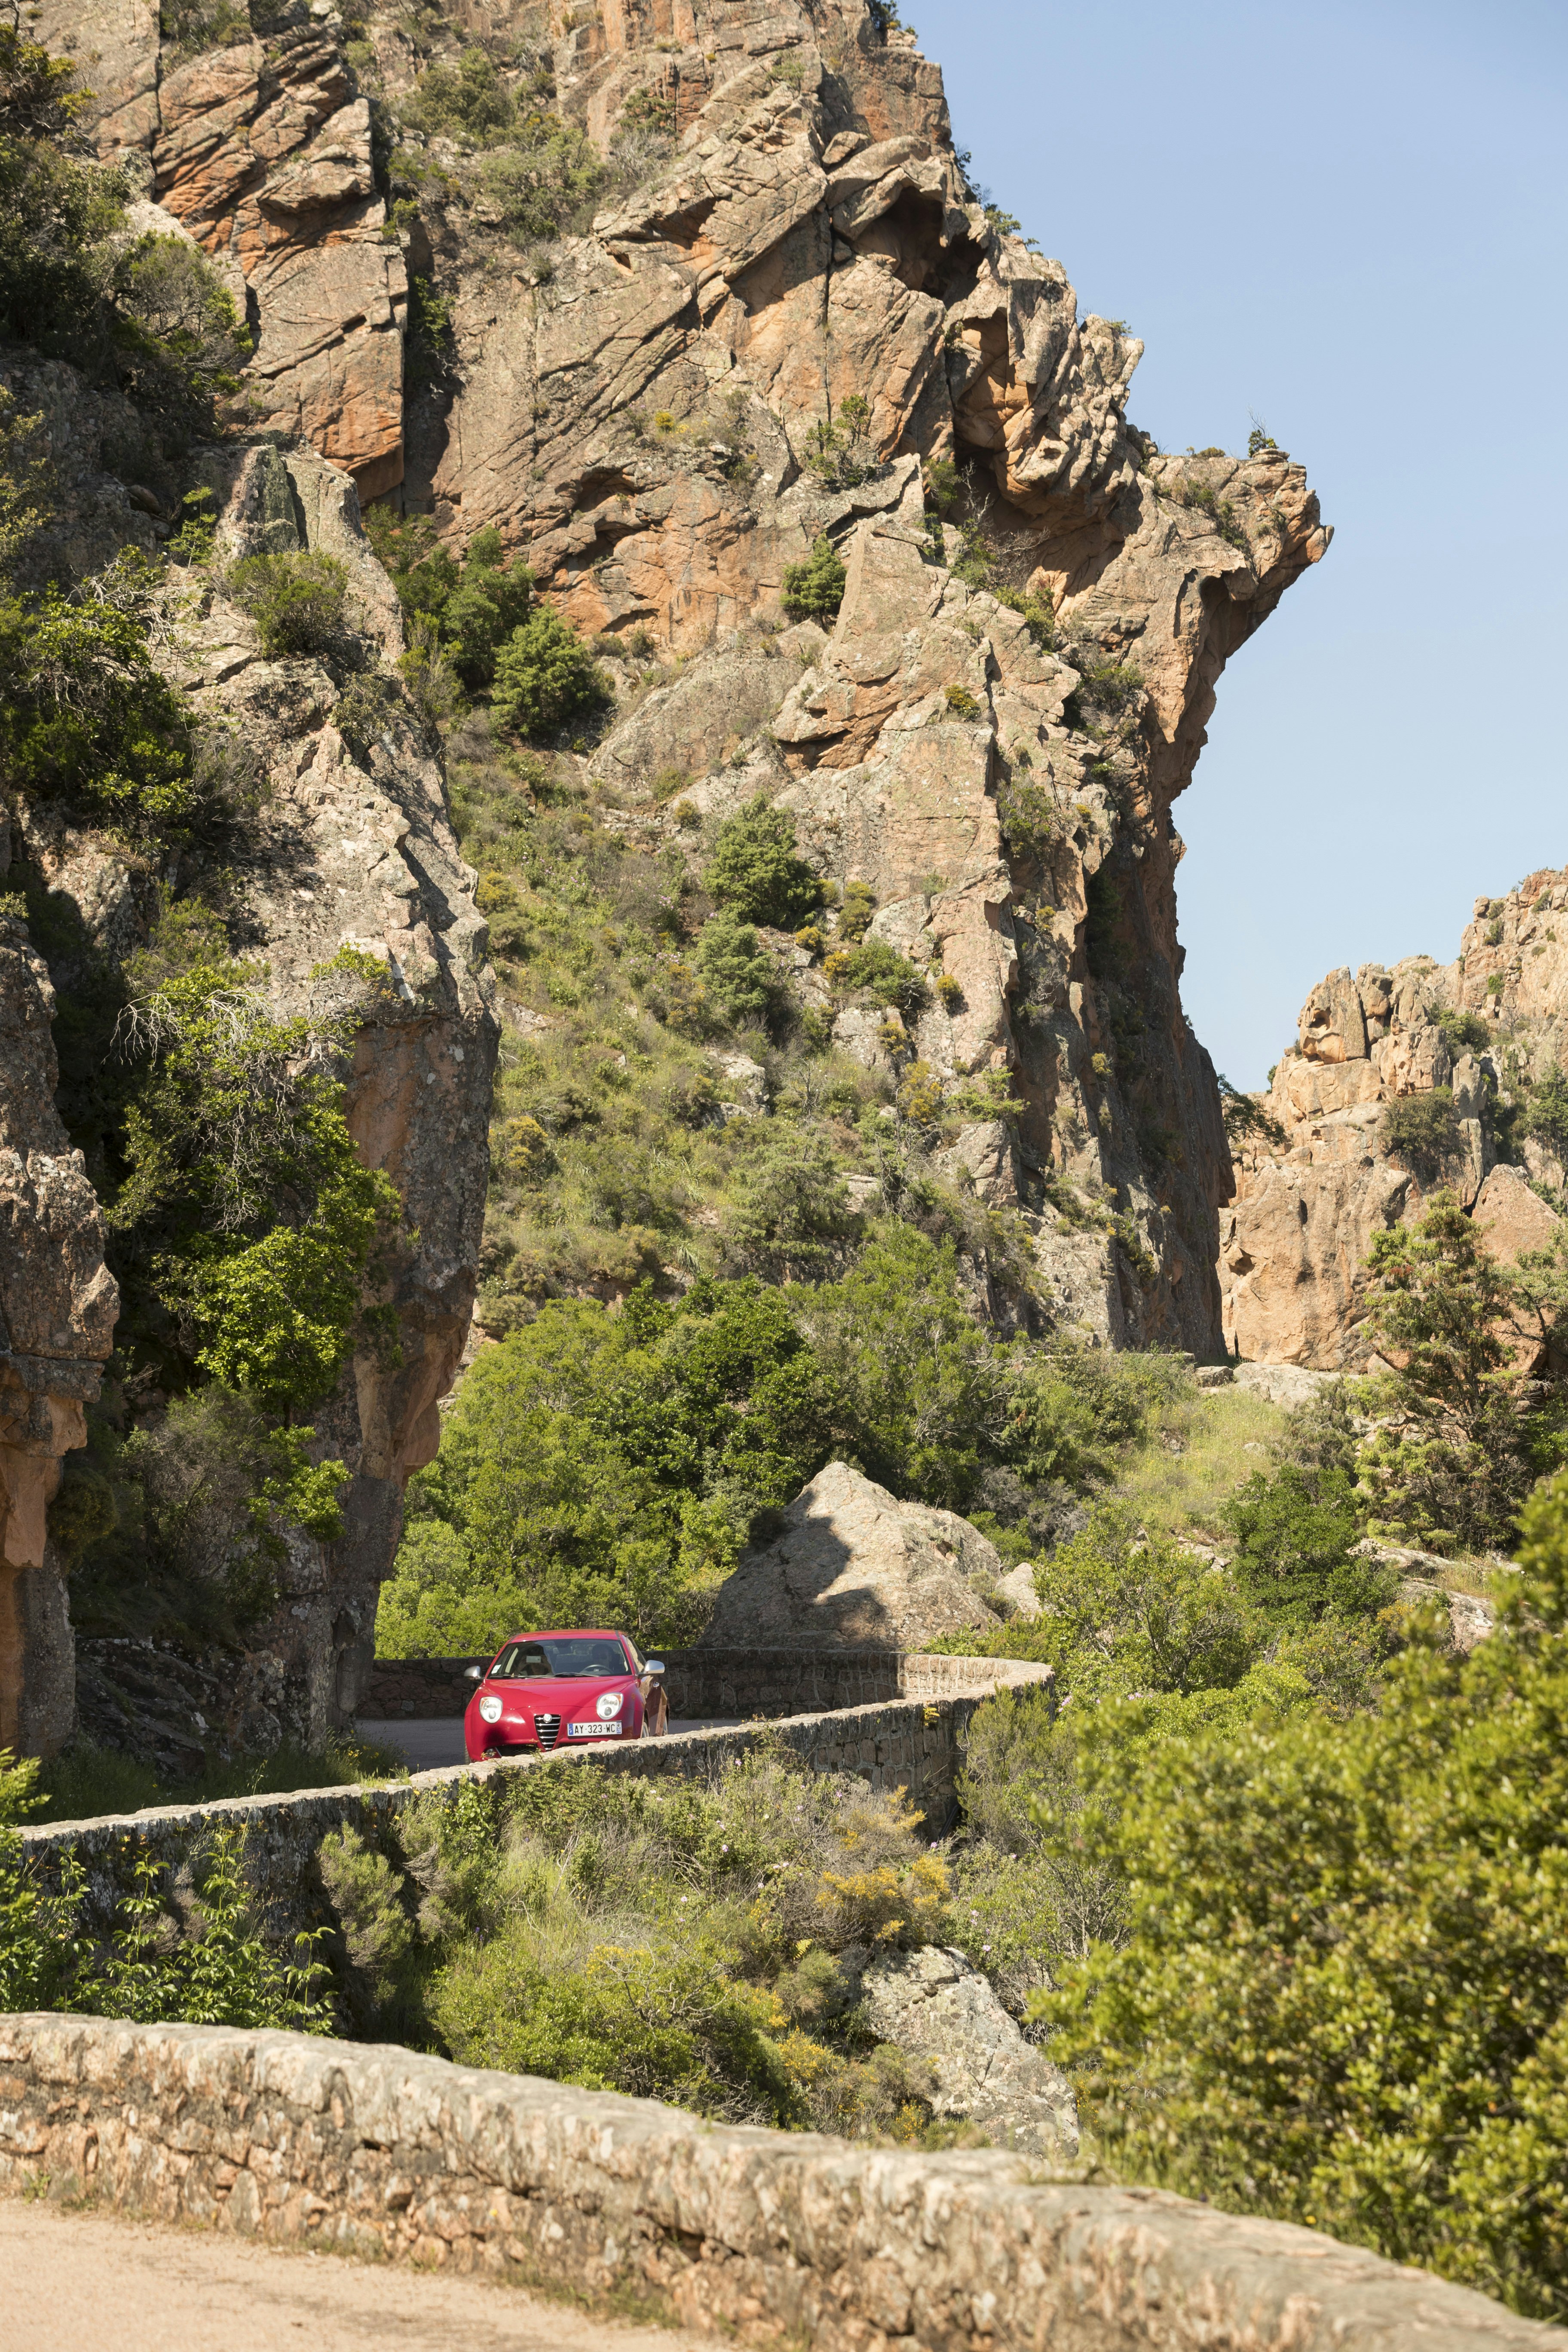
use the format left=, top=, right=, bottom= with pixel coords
left=1036, top=1469, right=1568, bottom=2322
left=1223, top=1461, right=1391, bottom=1628
left=1378, top=1087, right=1462, bottom=1183
left=781, top=534, right=846, bottom=623
left=693, top=908, right=778, bottom=1030
left=491, top=607, right=609, bottom=738
left=1522, top=1066, right=1568, bottom=1173
left=721, top=1130, right=864, bottom=1283
left=702, top=796, right=822, bottom=928
left=1357, top=1191, right=1540, bottom=1552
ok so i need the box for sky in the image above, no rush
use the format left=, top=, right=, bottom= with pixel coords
left=915, top=0, right=1568, bottom=1088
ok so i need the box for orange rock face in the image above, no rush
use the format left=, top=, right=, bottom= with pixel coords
left=1222, top=872, right=1568, bottom=1367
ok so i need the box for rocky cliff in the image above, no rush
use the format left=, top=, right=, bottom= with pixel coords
left=0, top=402, right=495, bottom=1758
left=3, top=0, right=1330, bottom=1753
left=1222, top=870, right=1568, bottom=1367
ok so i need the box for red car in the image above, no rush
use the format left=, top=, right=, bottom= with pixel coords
left=462, top=1629, right=668, bottom=1761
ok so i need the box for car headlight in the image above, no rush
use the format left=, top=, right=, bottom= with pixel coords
left=478, top=1694, right=503, bottom=1724
left=596, top=1690, right=625, bottom=1720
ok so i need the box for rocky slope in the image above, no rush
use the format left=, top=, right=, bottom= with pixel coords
left=1222, top=870, right=1568, bottom=1367
left=0, top=406, right=495, bottom=1756
left=4, top=0, right=1332, bottom=1753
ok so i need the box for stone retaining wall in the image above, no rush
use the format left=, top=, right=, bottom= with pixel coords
left=358, top=1648, right=1054, bottom=1721
left=21, top=1694, right=993, bottom=1944
left=0, top=2016, right=1552, bottom=2351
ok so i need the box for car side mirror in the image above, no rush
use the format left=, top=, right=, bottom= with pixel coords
left=463, top=1663, right=484, bottom=1680
left=644, top=1659, right=665, bottom=1677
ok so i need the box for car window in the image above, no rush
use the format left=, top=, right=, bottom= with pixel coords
left=489, top=1637, right=630, bottom=1679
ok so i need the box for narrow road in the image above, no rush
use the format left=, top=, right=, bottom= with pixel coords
left=357, top=1717, right=742, bottom=1771
left=0, top=2200, right=711, bottom=2352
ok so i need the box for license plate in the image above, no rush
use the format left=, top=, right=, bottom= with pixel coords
left=566, top=1721, right=624, bottom=1737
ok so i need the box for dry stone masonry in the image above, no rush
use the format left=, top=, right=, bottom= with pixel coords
left=0, top=2015, right=1556, bottom=2351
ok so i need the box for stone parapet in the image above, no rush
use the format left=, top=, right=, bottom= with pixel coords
left=358, top=1647, right=1054, bottom=1721
left=21, top=1694, right=989, bottom=1943
left=0, top=2015, right=1553, bottom=2352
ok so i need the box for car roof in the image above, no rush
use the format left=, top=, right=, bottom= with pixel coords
left=498, top=1629, right=629, bottom=1645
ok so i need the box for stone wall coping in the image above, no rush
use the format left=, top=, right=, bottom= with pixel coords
left=0, top=2015, right=1554, bottom=2352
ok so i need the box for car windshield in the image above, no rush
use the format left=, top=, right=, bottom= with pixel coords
left=489, top=1637, right=630, bottom=1680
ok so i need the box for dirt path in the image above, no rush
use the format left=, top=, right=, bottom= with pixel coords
left=0, top=2199, right=710, bottom=2352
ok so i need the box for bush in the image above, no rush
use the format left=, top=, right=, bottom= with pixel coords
left=1036, top=1470, right=1568, bottom=2321
left=836, top=934, right=928, bottom=1017
left=109, top=963, right=401, bottom=1413
left=0, top=588, right=194, bottom=829
left=227, top=551, right=350, bottom=659
left=702, top=795, right=822, bottom=928
left=693, top=907, right=778, bottom=1031
left=1522, top=1066, right=1568, bottom=1169
left=722, top=1129, right=865, bottom=1282
left=491, top=606, right=610, bottom=738
left=1435, top=1006, right=1491, bottom=1060
left=1380, top=1087, right=1462, bottom=1182
left=1222, top=1462, right=1392, bottom=1628
left=781, top=534, right=847, bottom=623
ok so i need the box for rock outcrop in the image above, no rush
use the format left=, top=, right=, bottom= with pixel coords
left=700, top=1460, right=1000, bottom=1648
left=4, top=438, right=496, bottom=1755
left=858, top=1941, right=1079, bottom=2157
left=0, top=922, right=118, bottom=1758
left=1222, top=872, right=1568, bottom=1369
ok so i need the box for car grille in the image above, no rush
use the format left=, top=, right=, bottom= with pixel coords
left=533, top=1712, right=562, bottom=1752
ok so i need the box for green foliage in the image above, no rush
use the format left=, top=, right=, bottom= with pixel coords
left=399, top=46, right=519, bottom=140
left=319, top=1753, right=952, bottom=2134
left=380, top=1280, right=830, bottom=1655
left=109, top=964, right=401, bottom=1412
left=1223, top=1462, right=1391, bottom=1629
left=1217, top=1074, right=1288, bottom=1152
left=991, top=582, right=1057, bottom=649
left=0, top=588, right=195, bottom=828
left=1435, top=1006, right=1491, bottom=1059
left=702, top=795, right=823, bottom=928
left=1521, top=1066, right=1568, bottom=1169
left=1358, top=1192, right=1543, bottom=1553
left=834, top=934, right=928, bottom=1016
left=491, top=606, right=611, bottom=739
left=802, top=394, right=876, bottom=490
left=0, top=1811, right=330, bottom=2029
left=226, top=550, right=350, bottom=660
left=1036, top=1470, right=1568, bottom=2321
left=780, top=533, right=846, bottom=623
left=693, top=908, right=779, bottom=1032
left=1379, top=1086, right=1462, bottom=1182
left=0, top=34, right=249, bottom=432
left=722, top=1129, right=864, bottom=1282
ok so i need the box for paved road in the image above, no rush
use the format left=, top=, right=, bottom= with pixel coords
left=0, top=2200, right=712, bottom=2352
left=357, top=1717, right=741, bottom=1772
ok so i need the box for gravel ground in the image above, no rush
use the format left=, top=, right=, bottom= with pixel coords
left=0, top=2199, right=710, bottom=2352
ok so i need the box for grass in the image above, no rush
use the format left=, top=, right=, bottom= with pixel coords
left=1108, top=1386, right=1288, bottom=1540
left=32, top=1731, right=408, bottom=1823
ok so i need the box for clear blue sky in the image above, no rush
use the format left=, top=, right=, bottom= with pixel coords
left=916, top=0, right=1568, bottom=1087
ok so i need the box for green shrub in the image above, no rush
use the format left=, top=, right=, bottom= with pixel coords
left=399, top=46, right=517, bottom=140
left=1379, top=1087, right=1461, bottom=1182
left=1357, top=1191, right=1542, bottom=1553
left=1037, top=1470, right=1568, bottom=2321
left=703, top=796, right=821, bottom=928
left=475, top=123, right=604, bottom=242
left=781, top=533, right=847, bottom=622
left=227, top=550, right=350, bottom=659
left=0, top=588, right=194, bottom=829
left=491, top=606, right=610, bottom=738
left=109, top=963, right=401, bottom=1413
left=1435, top=1006, right=1491, bottom=1059
left=1222, top=1462, right=1391, bottom=1628
left=1522, top=1066, right=1568, bottom=1168
left=802, top=395, right=876, bottom=490
left=836, top=934, right=928, bottom=1016
left=722, top=1129, right=865, bottom=1283
left=693, top=907, right=778, bottom=1030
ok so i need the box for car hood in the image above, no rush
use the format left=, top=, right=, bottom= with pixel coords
left=472, top=1675, right=637, bottom=1708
